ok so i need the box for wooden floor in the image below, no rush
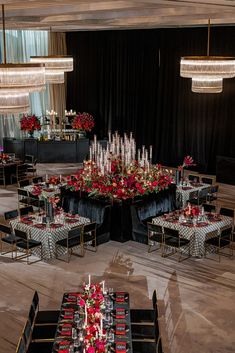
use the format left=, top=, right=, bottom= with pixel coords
left=0, top=163, right=234, bottom=353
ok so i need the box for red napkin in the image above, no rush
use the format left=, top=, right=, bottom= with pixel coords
left=181, top=222, right=194, bottom=227
left=210, top=218, right=222, bottom=222
left=59, top=324, right=72, bottom=336
left=115, top=292, right=126, bottom=303
left=181, top=187, right=193, bottom=190
left=115, top=308, right=126, bottom=319
left=62, top=308, right=74, bottom=319
left=66, top=214, right=75, bottom=218
left=21, top=219, right=33, bottom=225
left=65, top=219, right=78, bottom=224
left=58, top=340, right=71, bottom=353
left=196, top=222, right=209, bottom=227
left=50, top=223, right=63, bottom=229
left=34, top=224, right=46, bottom=229
left=116, top=342, right=126, bottom=353
left=116, top=324, right=126, bottom=336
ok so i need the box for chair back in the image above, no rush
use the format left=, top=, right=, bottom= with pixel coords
left=4, top=209, right=19, bottom=221
left=210, top=185, right=219, bottom=193
left=220, top=227, right=232, bottom=240
left=202, top=204, right=216, bottom=213
left=201, top=177, right=214, bottom=185
left=19, top=206, right=34, bottom=217
left=16, top=336, right=26, bottom=353
left=22, top=319, right=32, bottom=350
left=25, top=155, right=34, bottom=163
left=18, top=179, right=30, bottom=188
left=83, top=222, right=96, bottom=234
left=188, top=174, right=200, bottom=182
left=28, top=304, right=36, bottom=326
left=157, top=336, right=163, bottom=353
left=188, top=190, right=199, bottom=201
left=0, top=224, right=11, bottom=235
left=32, top=176, right=43, bottom=184
left=152, top=289, right=157, bottom=310
left=199, top=187, right=210, bottom=198
left=14, top=229, right=28, bottom=241
left=163, top=227, right=179, bottom=238
left=147, top=223, right=162, bottom=235
left=17, top=188, right=29, bottom=197
left=32, top=291, right=39, bottom=312
left=68, top=226, right=83, bottom=239
left=219, top=207, right=234, bottom=219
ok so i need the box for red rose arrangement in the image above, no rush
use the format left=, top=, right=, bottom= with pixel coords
left=72, top=112, right=95, bottom=132
left=0, top=153, right=10, bottom=163
left=178, top=155, right=196, bottom=171
left=66, top=159, right=173, bottom=201
left=20, top=115, right=41, bottom=132
left=48, top=176, right=60, bottom=185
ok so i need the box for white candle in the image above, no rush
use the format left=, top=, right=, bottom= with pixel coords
left=59, top=174, right=62, bottom=182
left=46, top=174, right=48, bottom=182
left=100, top=316, right=103, bottom=336
left=88, top=274, right=91, bottom=287
left=85, top=304, right=87, bottom=326
left=150, top=145, right=152, bottom=160
left=102, top=280, right=105, bottom=293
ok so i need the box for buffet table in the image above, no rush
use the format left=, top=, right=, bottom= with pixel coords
left=10, top=213, right=90, bottom=259
left=3, top=138, right=89, bottom=163
left=152, top=213, right=232, bottom=257
left=53, top=291, right=132, bottom=353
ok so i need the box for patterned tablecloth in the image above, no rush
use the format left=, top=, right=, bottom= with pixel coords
left=10, top=215, right=90, bottom=260
left=152, top=214, right=233, bottom=257
left=176, top=183, right=211, bottom=208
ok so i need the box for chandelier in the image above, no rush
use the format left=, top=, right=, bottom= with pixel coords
left=0, top=5, right=46, bottom=114
left=30, top=55, right=73, bottom=84
left=180, top=19, right=235, bottom=93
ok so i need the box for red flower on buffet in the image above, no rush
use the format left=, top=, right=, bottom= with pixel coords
left=72, top=112, right=95, bottom=132
left=48, top=176, right=60, bottom=185
left=0, top=153, right=10, bottom=162
left=20, top=115, right=41, bottom=132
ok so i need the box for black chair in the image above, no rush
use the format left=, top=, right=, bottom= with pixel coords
left=11, top=164, right=28, bottom=184
left=0, top=166, right=6, bottom=187
left=219, top=207, right=234, bottom=219
left=4, top=209, right=19, bottom=221
left=19, top=206, right=34, bottom=217
left=132, top=341, right=157, bottom=353
left=202, top=203, right=216, bottom=213
left=31, top=325, right=57, bottom=342
left=205, top=227, right=233, bottom=261
left=130, top=290, right=156, bottom=324
left=147, top=223, right=164, bottom=253
left=32, top=176, right=43, bottom=184
left=131, top=324, right=155, bottom=340
left=188, top=174, right=200, bottom=182
left=32, top=291, right=60, bottom=325
left=18, top=188, right=30, bottom=207
left=16, top=336, right=26, bottom=353
left=14, top=228, right=42, bottom=264
left=187, top=190, right=199, bottom=204
left=28, top=192, right=44, bottom=209
left=27, top=342, right=53, bottom=353
left=197, top=187, right=211, bottom=205
left=83, top=222, right=97, bottom=252
left=162, top=227, right=191, bottom=261
left=18, top=179, right=30, bottom=188
left=207, top=185, right=219, bottom=203
left=0, top=224, right=20, bottom=259
left=27, top=159, right=37, bottom=176
left=201, top=176, right=214, bottom=185
left=55, top=225, right=84, bottom=262
left=22, top=319, right=32, bottom=350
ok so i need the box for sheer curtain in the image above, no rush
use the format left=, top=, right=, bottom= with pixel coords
left=0, top=30, right=50, bottom=144
left=48, top=32, right=67, bottom=118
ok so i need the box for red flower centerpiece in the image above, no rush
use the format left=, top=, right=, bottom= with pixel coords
left=72, top=112, right=94, bottom=132
left=0, top=153, right=10, bottom=163
left=20, top=114, right=41, bottom=138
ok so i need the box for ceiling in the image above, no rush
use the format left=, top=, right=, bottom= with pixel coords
left=2, top=0, right=235, bottom=31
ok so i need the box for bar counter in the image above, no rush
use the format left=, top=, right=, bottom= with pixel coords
left=3, top=138, right=89, bottom=163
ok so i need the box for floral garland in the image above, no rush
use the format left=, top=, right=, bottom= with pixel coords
left=20, top=115, right=41, bottom=132
left=66, top=159, right=173, bottom=201
left=72, top=112, right=95, bottom=132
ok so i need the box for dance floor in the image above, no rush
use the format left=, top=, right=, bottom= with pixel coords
left=0, top=164, right=234, bottom=353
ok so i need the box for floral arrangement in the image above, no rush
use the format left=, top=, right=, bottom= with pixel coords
left=48, top=176, right=60, bottom=185
left=31, top=185, right=60, bottom=207
left=72, top=112, right=95, bottom=132
left=20, top=114, right=41, bottom=132
left=78, top=281, right=106, bottom=353
left=66, top=159, right=173, bottom=201
left=178, top=155, right=196, bottom=171
left=0, top=153, right=10, bottom=163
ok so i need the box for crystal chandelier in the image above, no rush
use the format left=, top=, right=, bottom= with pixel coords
left=180, top=19, right=235, bottom=93
left=30, top=55, right=73, bottom=84
left=0, top=5, right=46, bottom=114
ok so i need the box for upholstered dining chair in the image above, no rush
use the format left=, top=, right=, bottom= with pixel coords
left=4, top=209, right=19, bottom=221
left=162, top=227, right=191, bottom=261
left=15, top=336, right=26, bottom=353
left=0, top=166, right=6, bottom=187
left=202, top=203, right=216, bottom=213
left=0, top=223, right=20, bottom=259
left=18, top=179, right=30, bottom=188
left=32, top=176, right=43, bottom=184
left=31, top=291, right=60, bottom=325
left=219, top=207, right=234, bottom=219
left=55, top=225, right=84, bottom=262
left=17, top=188, right=30, bottom=208
left=19, top=206, right=34, bottom=217
left=130, top=290, right=156, bottom=324
left=132, top=341, right=157, bottom=353
left=14, top=228, right=43, bottom=264
left=11, top=164, right=28, bottom=184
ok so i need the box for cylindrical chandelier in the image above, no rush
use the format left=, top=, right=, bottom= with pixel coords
left=30, top=55, right=73, bottom=84
left=0, top=91, right=30, bottom=114
left=180, top=19, right=235, bottom=93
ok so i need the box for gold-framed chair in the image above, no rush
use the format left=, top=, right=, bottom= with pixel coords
left=0, top=165, right=6, bottom=187
left=205, top=226, right=233, bottom=262
left=83, top=222, right=97, bottom=252
left=0, top=223, right=20, bottom=259
left=147, top=222, right=164, bottom=253
left=14, top=228, right=43, bottom=265
left=55, top=225, right=84, bottom=262
left=162, top=227, right=191, bottom=262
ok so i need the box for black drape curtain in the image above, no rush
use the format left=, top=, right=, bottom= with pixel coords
left=66, top=27, right=235, bottom=174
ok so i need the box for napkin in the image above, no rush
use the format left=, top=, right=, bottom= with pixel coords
left=50, top=223, right=63, bottom=229
left=65, top=219, right=78, bottom=224
left=58, top=340, right=71, bottom=353
left=20, top=219, right=33, bottom=225
left=115, top=292, right=128, bottom=303
left=59, top=324, right=72, bottom=336
left=62, top=308, right=74, bottom=319
left=196, top=222, right=209, bottom=227
left=115, top=308, right=126, bottom=319
left=181, top=186, right=193, bottom=190
left=181, top=222, right=194, bottom=227
left=34, top=224, right=46, bottom=229
left=115, top=342, right=126, bottom=353
left=116, top=324, right=126, bottom=336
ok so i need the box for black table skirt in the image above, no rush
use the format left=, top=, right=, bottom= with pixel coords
left=61, top=184, right=176, bottom=242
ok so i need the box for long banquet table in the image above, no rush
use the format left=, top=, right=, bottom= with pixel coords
left=53, top=291, right=132, bottom=353
left=152, top=213, right=233, bottom=257
left=10, top=214, right=90, bottom=259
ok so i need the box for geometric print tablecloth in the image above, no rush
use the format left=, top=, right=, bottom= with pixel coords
left=10, top=216, right=90, bottom=260
left=176, top=183, right=211, bottom=208
left=152, top=215, right=233, bottom=257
